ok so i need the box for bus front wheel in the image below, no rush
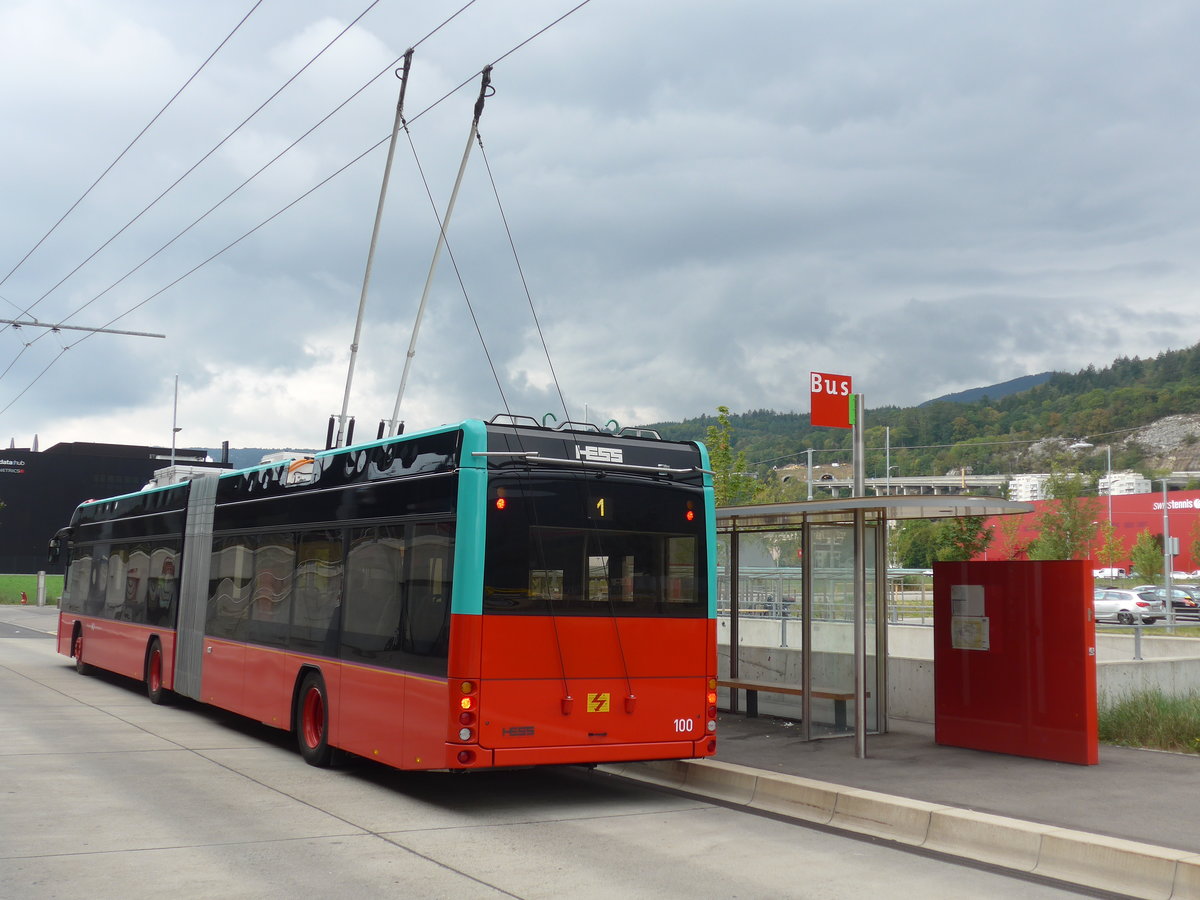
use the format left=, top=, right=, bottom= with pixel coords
left=296, top=672, right=333, bottom=767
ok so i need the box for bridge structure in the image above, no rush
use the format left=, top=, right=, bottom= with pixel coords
left=811, top=471, right=1200, bottom=498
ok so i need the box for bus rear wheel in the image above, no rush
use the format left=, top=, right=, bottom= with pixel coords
left=73, top=631, right=92, bottom=675
left=145, top=639, right=171, bottom=705
left=296, top=672, right=333, bottom=767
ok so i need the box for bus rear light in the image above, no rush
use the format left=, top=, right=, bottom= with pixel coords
left=459, top=711, right=476, bottom=726
left=457, top=749, right=476, bottom=765
left=460, top=680, right=475, bottom=694
left=495, top=497, right=507, bottom=510
left=460, top=696, right=475, bottom=711
left=458, top=727, right=473, bottom=741
left=706, top=691, right=717, bottom=705
left=708, top=678, right=717, bottom=690
left=708, top=706, right=717, bottom=718
left=707, top=739, right=716, bottom=753
left=706, top=720, right=717, bottom=732
left=686, top=509, right=695, bottom=521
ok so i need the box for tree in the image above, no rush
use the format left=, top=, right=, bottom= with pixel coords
left=1190, top=518, right=1200, bottom=573
left=1027, top=470, right=1102, bottom=560
left=893, top=520, right=938, bottom=568
left=993, top=516, right=1029, bottom=560
left=1094, top=521, right=1127, bottom=570
left=705, top=406, right=756, bottom=507
left=893, top=516, right=994, bottom=565
left=933, top=516, right=994, bottom=561
left=1130, top=529, right=1164, bottom=582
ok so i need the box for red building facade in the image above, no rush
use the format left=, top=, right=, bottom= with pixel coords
left=980, top=489, right=1200, bottom=574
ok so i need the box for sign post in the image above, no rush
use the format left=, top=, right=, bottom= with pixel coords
left=811, top=372, right=868, bottom=757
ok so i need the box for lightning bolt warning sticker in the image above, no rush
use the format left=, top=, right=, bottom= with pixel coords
left=587, top=692, right=610, bottom=713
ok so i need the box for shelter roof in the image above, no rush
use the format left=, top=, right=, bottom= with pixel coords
left=716, top=495, right=1034, bottom=530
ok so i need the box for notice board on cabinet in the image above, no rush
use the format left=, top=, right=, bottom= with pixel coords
left=933, top=560, right=1097, bottom=766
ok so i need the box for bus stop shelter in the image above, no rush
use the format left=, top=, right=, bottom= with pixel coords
left=716, top=495, right=1032, bottom=757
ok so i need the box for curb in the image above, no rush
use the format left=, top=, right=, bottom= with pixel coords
left=599, top=758, right=1200, bottom=900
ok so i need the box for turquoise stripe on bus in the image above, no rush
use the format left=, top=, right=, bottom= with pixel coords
left=452, top=419, right=489, bottom=616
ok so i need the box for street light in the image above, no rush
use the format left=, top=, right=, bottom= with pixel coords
left=886, top=465, right=899, bottom=497
left=1069, top=439, right=1113, bottom=524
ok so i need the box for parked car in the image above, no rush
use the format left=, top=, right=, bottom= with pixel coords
left=1093, top=588, right=1165, bottom=625
left=1151, top=585, right=1200, bottom=619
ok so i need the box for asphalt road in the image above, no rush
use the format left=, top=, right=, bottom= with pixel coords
left=0, top=617, right=1099, bottom=899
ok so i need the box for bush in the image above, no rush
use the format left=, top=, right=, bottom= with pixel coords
left=1098, top=689, right=1200, bottom=754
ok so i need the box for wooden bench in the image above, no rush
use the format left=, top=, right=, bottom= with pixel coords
left=717, top=679, right=868, bottom=730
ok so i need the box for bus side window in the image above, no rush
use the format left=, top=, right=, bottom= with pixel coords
left=343, top=527, right=405, bottom=662
left=403, top=523, right=453, bottom=660
left=250, top=534, right=294, bottom=649
left=207, top=537, right=254, bottom=639
left=291, top=530, right=343, bottom=656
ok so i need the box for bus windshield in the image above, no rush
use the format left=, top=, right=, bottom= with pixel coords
left=483, top=474, right=707, bottom=617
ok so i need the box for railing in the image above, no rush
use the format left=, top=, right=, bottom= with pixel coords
left=717, top=582, right=934, bottom=625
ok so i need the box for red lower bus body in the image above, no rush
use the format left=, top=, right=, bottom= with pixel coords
left=58, top=612, right=717, bottom=771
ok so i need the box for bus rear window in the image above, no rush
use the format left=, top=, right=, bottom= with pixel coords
left=483, top=476, right=706, bottom=617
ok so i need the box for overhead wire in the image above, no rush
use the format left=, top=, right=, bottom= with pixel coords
left=0, top=0, right=594, bottom=417
left=9, top=0, right=385, bottom=333
left=0, top=0, right=265, bottom=297
left=14, top=0, right=481, bottom=357
left=477, top=138, right=573, bottom=424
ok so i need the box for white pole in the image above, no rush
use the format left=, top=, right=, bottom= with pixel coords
left=170, top=374, right=179, bottom=467
left=885, top=425, right=891, bottom=496
left=1106, top=445, right=1113, bottom=524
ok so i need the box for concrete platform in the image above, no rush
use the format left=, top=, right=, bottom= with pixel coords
left=605, top=713, right=1200, bottom=900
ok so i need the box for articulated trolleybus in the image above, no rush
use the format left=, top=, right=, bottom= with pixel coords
left=53, top=416, right=718, bottom=771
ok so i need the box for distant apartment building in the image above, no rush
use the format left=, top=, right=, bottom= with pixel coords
left=1007, top=473, right=1052, bottom=502
left=1100, top=471, right=1152, bottom=495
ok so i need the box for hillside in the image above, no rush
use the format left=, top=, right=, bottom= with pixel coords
left=197, top=345, right=1200, bottom=483
left=640, top=344, right=1200, bottom=480
left=921, top=372, right=1056, bottom=406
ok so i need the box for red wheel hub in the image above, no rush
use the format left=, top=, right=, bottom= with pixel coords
left=302, top=688, right=324, bottom=748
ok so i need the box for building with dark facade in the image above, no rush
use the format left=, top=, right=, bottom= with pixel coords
left=0, top=442, right=228, bottom=574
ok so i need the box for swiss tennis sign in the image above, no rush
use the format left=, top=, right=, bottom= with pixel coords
left=810, top=372, right=853, bottom=429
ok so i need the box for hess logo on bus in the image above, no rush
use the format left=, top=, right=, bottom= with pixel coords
left=576, top=445, right=622, bottom=463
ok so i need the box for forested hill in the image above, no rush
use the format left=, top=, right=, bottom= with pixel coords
left=640, top=343, right=1200, bottom=477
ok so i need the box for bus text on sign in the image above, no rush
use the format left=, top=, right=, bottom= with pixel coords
left=810, top=372, right=853, bottom=429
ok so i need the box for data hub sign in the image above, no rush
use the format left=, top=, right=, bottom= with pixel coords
left=810, top=371, right=853, bottom=429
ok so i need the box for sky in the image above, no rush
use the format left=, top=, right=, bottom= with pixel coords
left=1, top=0, right=1198, bottom=453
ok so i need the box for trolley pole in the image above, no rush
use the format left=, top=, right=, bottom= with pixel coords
left=335, top=49, right=413, bottom=449
left=388, top=66, right=494, bottom=434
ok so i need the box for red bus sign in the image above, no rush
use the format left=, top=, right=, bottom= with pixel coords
left=811, top=371, right=853, bottom=428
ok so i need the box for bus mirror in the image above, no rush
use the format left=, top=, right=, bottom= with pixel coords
left=47, top=538, right=60, bottom=564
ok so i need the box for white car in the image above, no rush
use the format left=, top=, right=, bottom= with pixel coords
left=1093, top=588, right=1165, bottom=625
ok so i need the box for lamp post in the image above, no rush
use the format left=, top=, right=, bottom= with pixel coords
left=1160, top=478, right=1174, bottom=627
left=1069, top=439, right=1112, bottom=524
left=887, top=465, right=899, bottom=497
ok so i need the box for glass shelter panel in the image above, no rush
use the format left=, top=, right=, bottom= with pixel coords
left=808, top=521, right=879, bottom=737
left=717, top=530, right=805, bottom=710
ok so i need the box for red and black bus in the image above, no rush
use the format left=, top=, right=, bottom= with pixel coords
left=53, top=416, right=718, bottom=770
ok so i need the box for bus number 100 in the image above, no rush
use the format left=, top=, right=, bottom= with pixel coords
left=673, top=718, right=695, bottom=733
